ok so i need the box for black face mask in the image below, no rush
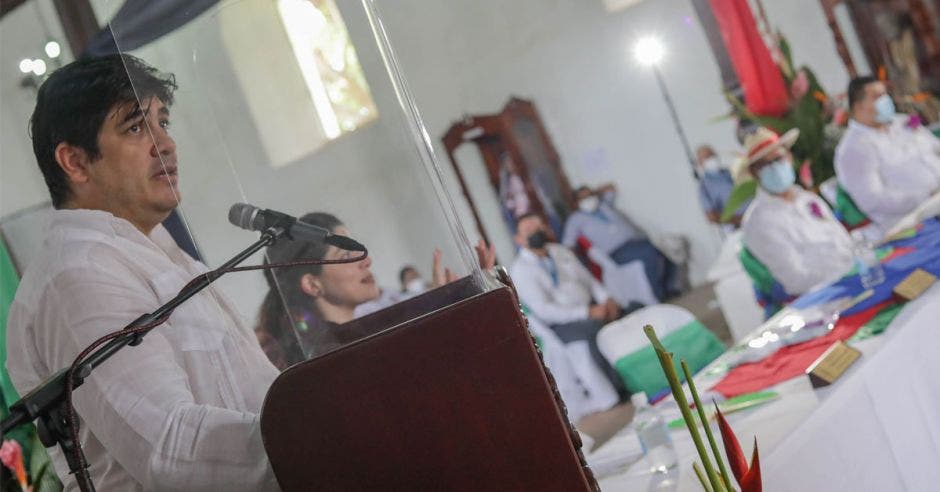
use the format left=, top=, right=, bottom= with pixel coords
left=527, top=230, right=549, bottom=249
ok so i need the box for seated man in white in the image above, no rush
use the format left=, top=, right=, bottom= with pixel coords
left=835, top=75, right=940, bottom=233
left=509, top=213, right=627, bottom=398
left=742, top=127, right=855, bottom=296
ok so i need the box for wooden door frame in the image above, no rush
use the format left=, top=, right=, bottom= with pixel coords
left=442, top=97, right=575, bottom=247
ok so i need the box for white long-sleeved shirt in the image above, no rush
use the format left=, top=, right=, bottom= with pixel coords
left=741, top=188, right=854, bottom=296
left=835, top=117, right=940, bottom=232
left=5, top=210, right=280, bottom=491
left=509, top=244, right=610, bottom=325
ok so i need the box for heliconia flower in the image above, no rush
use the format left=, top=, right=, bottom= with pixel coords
left=740, top=439, right=762, bottom=492
left=715, top=405, right=762, bottom=492
left=715, top=404, right=747, bottom=484
left=0, top=439, right=28, bottom=491
left=790, top=70, right=809, bottom=99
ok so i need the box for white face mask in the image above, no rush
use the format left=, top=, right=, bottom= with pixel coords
left=405, top=278, right=426, bottom=294
left=757, top=158, right=796, bottom=194
left=874, top=94, right=896, bottom=124
left=701, top=157, right=721, bottom=173
left=578, top=196, right=599, bottom=213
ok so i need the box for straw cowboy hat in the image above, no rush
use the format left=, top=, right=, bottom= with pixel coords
left=732, top=127, right=800, bottom=181
left=744, top=127, right=799, bottom=165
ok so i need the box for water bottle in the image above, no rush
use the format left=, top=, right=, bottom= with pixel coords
left=851, top=230, right=885, bottom=289
left=631, top=392, right=678, bottom=473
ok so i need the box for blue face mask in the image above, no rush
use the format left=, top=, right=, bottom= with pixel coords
left=875, top=94, right=895, bottom=124
left=758, top=159, right=795, bottom=194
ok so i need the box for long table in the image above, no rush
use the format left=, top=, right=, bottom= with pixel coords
left=593, top=286, right=940, bottom=490
left=591, top=223, right=940, bottom=490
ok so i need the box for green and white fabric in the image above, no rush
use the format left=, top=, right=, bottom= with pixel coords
left=597, top=305, right=725, bottom=397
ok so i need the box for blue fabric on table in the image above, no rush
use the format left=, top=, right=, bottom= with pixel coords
left=889, top=218, right=940, bottom=250
left=791, top=219, right=940, bottom=315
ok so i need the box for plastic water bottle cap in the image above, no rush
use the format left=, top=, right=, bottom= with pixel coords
left=630, top=392, right=650, bottom=408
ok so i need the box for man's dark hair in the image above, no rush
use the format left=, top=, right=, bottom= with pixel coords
left=572, top=185, right=591, bottom=201
left=515, top=212, right=542, bottom=234
left=29, top=54, right=177, bottom=208
left=847, top=75, right=878, bottom=111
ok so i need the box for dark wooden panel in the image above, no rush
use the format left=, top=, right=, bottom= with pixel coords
left=0, top=0, right=30, bottom=19
left=261, top=286, right=596, bottom=491
left=52, top=0, right=98, bottom=56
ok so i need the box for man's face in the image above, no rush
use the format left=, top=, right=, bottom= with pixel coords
left=515, top=215, right=546, bottom=249
left=853, top=81, right=887, bottom=124
left=401, top=268, right=420, bottom=287
left=574, top=187, right=593, bottom=202
left=696, top=146, right=715, bottom=167
left=748, top=147, right=789, bottom=179
left=80, top=96, right=179, bottom=230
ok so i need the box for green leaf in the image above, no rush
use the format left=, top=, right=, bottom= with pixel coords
left=720, top=180, right=758, bottom=222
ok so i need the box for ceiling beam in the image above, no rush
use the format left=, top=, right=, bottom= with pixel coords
left=52, top=0, right=98, bottom=56
left=0, top=0, right=31, bottom=19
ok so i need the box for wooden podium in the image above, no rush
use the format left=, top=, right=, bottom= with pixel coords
left=260, top=275, right=598, bottom=491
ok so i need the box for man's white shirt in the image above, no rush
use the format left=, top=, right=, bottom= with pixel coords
left=509, top=244, right=610, bottom=325
left=835, top=117, right=940, bottom=232
left=742, top=187, right=854, bottom=296
left=6, top=209, right=280, bottom=491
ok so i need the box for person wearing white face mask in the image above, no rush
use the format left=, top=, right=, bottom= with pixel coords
left=694, top=144, right=744, bottom=227
left=835, top=76, right=940, bottom=234
left=741, top=127, right=855, bottom=296
left=399, top=265, right=428, bottom=295
left=562, top=184, right=679, bottom=301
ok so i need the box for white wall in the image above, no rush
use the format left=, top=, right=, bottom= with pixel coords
left=370, top=0, right=852, bottom=283
left=1, top=0, right=851, bottom=317
left=375, top=0, right=738, bottom=282
left=0, top=0, right=69, bottom=215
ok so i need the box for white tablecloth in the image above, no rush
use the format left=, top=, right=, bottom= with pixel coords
left=705, top=230, right=765, bottom=343
left=592, top=284, right=940, bottom=491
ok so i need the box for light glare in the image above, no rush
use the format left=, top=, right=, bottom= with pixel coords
left=19, top=58, right=33, bottom=74
left=634, top=36, right=665, bottom=66
left=32, top=59, right=47, bottom=76
left=45, top=41, right=61, bottom=58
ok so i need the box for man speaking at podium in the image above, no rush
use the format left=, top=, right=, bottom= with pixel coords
left=5, top=55, right=280, bottom=491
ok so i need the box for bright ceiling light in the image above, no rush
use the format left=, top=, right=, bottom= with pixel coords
left=19, top=58, right=33, bottom=74
left=634, top=36, right=665, bottom=66
left=32, top=59, right=47, bottom=76
left=45, top=41, right=61, bottom=58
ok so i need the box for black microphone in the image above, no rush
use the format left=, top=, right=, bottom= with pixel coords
left=228, top=203, right=365, bottom=251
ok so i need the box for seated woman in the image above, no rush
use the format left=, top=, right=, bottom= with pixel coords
left=255, top=212, right=378, bottom=369
left=255, top=212, right=494, bottom=370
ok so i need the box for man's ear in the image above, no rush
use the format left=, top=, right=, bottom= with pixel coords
left=299, top=273, right=322, bottom=298
left=54, top=142, right=93, bottom=186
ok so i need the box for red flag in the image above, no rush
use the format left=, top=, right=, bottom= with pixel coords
left=709, top=0, right=789, bottom=116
